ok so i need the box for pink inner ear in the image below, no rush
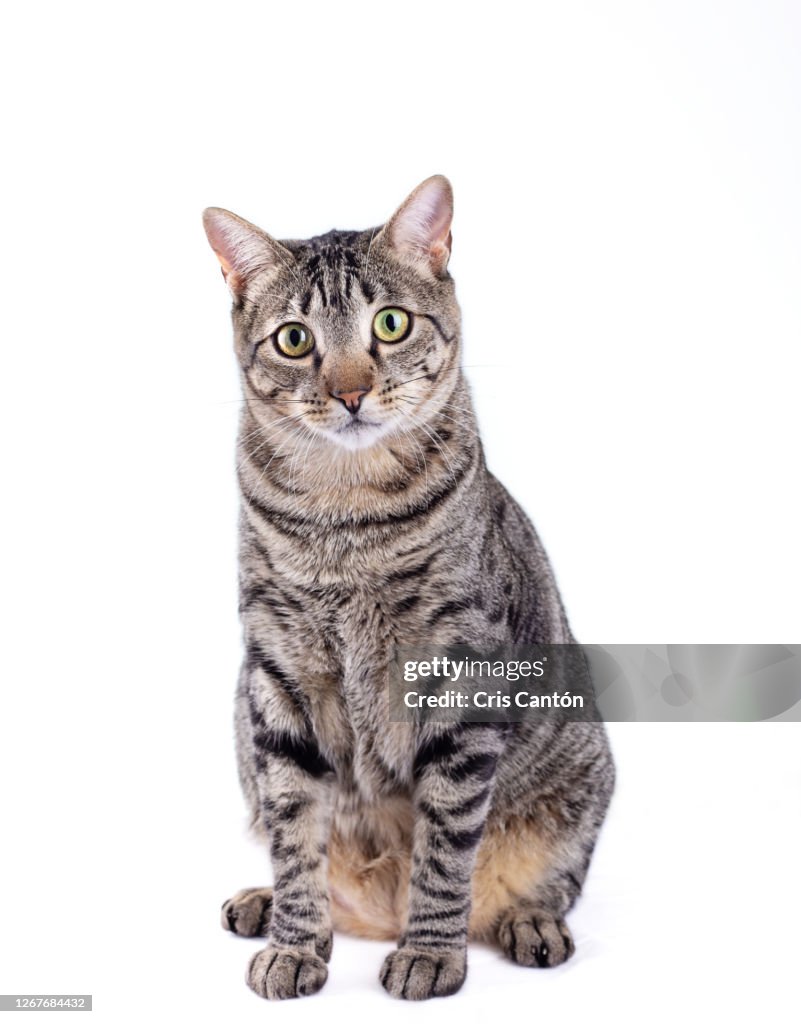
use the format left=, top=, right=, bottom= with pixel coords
left=390, top=177, right=454, bottom=270
left=209, top=241, right=234, bottom=281
left=424, top=196, right=453, bottom=248
left=203, top=207, right=279, bottom=296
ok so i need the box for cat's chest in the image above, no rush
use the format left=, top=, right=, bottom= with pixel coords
left=315, top=588, right=415, bottom=797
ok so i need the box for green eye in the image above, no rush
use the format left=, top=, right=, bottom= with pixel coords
left=275, top=323, right=315, bottom=358
left=373, top=307, right=411, bottom=343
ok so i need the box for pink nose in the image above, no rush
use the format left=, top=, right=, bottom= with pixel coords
left=332, top=386, right=371, bottom=415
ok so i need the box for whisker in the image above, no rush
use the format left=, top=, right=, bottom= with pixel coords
left=237, top=408, right=317, bottom=446
left=263, top=245, right=304, bottom=293
left=394, top=394, right=477, bottom=430
left=238, top=412, right=304, bottom=450
left=290, top=424, right=319, bottom=495
left=395, top=403, right=458, bottom=478
left=238, top=415, right=294, bottom=454
left=363, top=227, right=378, bottom=281
left=212, top=397, right=311, bottom=405
left=395, top=397, right=482, bottom=441
left=237, top=413, right=308, bottom=474
left=393, top=421, right=430, bottom=496
left=245, top=421, right=310, bottom=504
left=257, top=428, right=300, bottom=479
left=391, top=373, right=436, bottom=389
left=225, top=396, right=312, bottom=406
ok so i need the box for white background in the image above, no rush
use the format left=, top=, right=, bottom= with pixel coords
left=1, top=1, right=799, bottom=1021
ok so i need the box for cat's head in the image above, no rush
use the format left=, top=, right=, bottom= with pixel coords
left=203, top=176, right=462, bottom=452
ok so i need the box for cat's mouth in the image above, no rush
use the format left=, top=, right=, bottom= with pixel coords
left=340, top=415, right=374, bottom=429
left=337, top=415, right=379, bottom=436
left=329, top=413, right=388, bottom=450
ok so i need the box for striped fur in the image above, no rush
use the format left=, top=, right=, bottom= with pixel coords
left=205, top=176, right=615, bottom=1001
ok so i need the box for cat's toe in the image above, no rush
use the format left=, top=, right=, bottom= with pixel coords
left=247, top=947, right=328, bottom=1000
left=221, top=887, right=273, bottom=937
left=497, top=910, right=574, bottom=968
left=379, top=948, right=466, bottom=1000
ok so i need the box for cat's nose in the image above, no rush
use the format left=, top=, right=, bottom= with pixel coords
left=331, top=386, right=371, bottom=415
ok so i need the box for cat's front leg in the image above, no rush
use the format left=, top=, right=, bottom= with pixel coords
left=380, top=724, right=505, bottom=1000
left=247, top=729, right=335, bottom=1001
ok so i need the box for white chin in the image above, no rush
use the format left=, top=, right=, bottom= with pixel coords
left=327, top=419, right=388, bottom=451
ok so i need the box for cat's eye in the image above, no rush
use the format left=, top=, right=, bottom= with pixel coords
left=373, top=308, right=411, bottom=344
left=275, top=323, right=315, bottom=358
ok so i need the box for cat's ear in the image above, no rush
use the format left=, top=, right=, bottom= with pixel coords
left=202, top=207, right=292, bottom=297
left=380, top=175, right=454, bottom=277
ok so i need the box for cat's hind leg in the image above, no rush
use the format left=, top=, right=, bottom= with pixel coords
left=468, top=818, right=589, bottom=968
left=471, top=722, right=615, bottom=969
left=496, top=899, right=575, bottom=968
left=221, top=887, right=273, bottom=938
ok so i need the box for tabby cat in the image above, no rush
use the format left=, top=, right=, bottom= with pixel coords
left=203, top=176, right=614, bottom=1001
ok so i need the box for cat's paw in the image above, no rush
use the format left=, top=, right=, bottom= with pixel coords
left=247, top=946, right=328, bottom=1000
left=379, top=947, right=466, bottom=1000
left=497, top=909, right=575, bottom=968
left=221, top=887, right=273, bottom=937
left=222, top=887, right=332, bottom=960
